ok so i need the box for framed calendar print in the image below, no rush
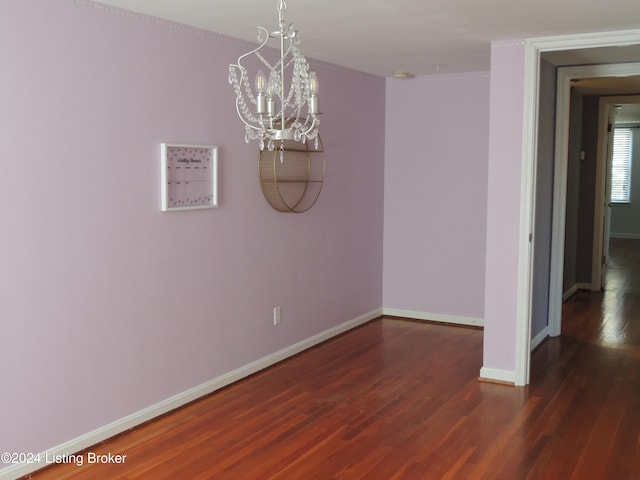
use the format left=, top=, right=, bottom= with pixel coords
left=161, top=143, right=218, bottom=211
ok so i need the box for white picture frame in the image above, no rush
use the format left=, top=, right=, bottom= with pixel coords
left=161, top=143, right=218, bottom=211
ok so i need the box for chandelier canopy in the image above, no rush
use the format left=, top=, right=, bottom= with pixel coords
left=228, top=0, right=320, bottom=153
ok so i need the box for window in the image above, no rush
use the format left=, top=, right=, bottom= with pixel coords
left=611, top=128, right=633, bottom=203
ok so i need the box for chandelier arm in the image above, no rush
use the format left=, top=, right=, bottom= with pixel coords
left=229, top=66, right=260, bottom=128
left=233, top=90, right=263, bottom=133
left=295, top=114, right=310, bottom=130
left=235, top=26, right=270, bottom=70
left=230, top=26, right=272, bottom=133
left=299, top=116, right=318, bottom=136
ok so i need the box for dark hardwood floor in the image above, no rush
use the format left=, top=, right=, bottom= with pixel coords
left=26, top=239, right=640, bottom=479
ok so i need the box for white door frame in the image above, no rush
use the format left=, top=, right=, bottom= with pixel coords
left=598, top=100, right=616, bottom=290
left=547, top=65, right=640, bottom=339
left=516, top=30, right=640, bottom=386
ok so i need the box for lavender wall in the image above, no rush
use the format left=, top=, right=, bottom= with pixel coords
left=483, top=41, right=527, bottom=373
left=383, top=73, right=489, bottom=321
left=0, top=0, right=384, bottom=463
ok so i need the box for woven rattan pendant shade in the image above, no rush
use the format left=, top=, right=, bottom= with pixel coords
left=259, top=136, right=324, bottom=213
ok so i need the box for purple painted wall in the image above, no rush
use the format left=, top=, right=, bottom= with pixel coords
left=0, top=0, right=384, bottom=461
left=383, top=73, right=489, bottom=320
left=483, top=41, right=527, bottom=372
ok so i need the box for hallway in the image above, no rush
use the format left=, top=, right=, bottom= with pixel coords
left=560, top=238, right=640, bottom=345
left=529, top=237, right=640, bottom=478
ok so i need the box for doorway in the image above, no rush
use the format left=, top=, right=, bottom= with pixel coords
left=514, top=32, right=640, bottom=386
left=596, top=96, right=640, bottom=288
left=546, top=69, right=640, bottom=339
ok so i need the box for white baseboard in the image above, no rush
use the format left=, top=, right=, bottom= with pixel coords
left=577, top=282, right=595, bottom=292
left=479, top=367, right=515, bottom=384
left=0, top=308, right=382, bottom=480
left=562, top=284, right=578, bottom=301
left=382, top=307, right=484, bottom=328
left=564, top=282, right=594, bottom=300
left=531, top=326, right=549, bottom=351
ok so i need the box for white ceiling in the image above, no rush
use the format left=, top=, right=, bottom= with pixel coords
left=94, top=0, right=640, bottom=77
left=615, top=103, right=640, bottom=123
left=564, top=76, right=640, bottom=123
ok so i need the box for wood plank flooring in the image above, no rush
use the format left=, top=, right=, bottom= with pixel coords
left=25, top=239, right=640, bottom=479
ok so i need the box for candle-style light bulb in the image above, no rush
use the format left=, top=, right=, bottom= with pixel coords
left=255, top=70, right=267, bottom=114
left=309, top=71, right=319, bottom=114
left=255, top=70, right=267, bottom=93
left=309, top=71, right=319, bottom=95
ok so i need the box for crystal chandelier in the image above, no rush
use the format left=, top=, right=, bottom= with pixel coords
left=228, top=0, right=320, bottom=153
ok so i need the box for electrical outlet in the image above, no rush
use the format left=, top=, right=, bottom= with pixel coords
left=273, top=306, right=281, bottom=325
